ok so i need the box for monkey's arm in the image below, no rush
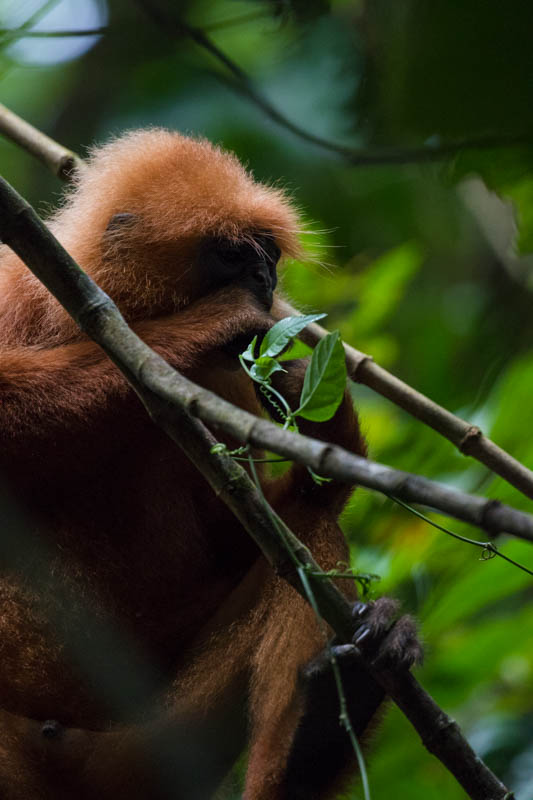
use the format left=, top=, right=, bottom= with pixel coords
left=0, top=287, right=272, bottom=475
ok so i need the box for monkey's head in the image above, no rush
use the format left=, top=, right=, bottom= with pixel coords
left=53, top=129, right=302, bottom=326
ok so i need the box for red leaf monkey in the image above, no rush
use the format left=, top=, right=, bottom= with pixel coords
left=0, top=130, right=421, bottom=799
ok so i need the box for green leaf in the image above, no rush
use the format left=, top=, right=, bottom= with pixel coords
left=297, top=331, right=346, bottom=421
left=259, top=314, right=326, bottom=359
left=278, top=338, right=313, bottom=361
left=241, top=335, right=258, bottom=362
left=250, top=356, right=285, bottom=383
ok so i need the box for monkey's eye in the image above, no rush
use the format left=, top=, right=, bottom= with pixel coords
left=216, top=240, right=257, bottom=272
left=215, top=235, right=281, bottom=274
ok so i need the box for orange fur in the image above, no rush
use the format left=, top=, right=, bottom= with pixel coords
left=0, top=129, right=368, bottom=799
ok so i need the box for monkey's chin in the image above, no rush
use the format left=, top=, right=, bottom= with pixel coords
left=210, top=349, right=243, bottom=372
left=219, top=325, right=271, bottom=363
left=210, top=333, right=256, bottom=371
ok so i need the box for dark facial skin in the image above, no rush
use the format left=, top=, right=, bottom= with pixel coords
left=202, top=233, right=280, bottom=310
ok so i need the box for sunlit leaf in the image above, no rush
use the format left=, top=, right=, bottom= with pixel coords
left=260, top=314, right=326, bottom=359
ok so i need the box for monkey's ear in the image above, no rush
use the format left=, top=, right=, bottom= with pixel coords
left=102, top=213, right=138, bottom=257
left=105, top=212, right=137, bottom=233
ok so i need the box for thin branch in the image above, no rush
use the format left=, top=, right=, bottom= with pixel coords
left=276, top=299, right=533, bottom=502
left=138, top=0, right=532, bottom=166
left=387, top=473, right=533, bottom=544
left=0, top=0, right=59, bottom=47
left=0, top=27, right=107, bottom=39
left=390, top=496, right=533, bottom=576
left=0, top=105, right=531, bottom=521
left=0, top=102, right=84, bottom=179
left=0, top=171, right=514, bottom=800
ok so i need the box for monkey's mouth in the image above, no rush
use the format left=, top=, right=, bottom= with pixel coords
left=222, top=332, right=257, bottom=358
left=218, top=326, right=271, bottom=368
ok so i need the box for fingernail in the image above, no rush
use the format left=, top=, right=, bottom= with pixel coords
left=355, top=626, right=371, bottom=644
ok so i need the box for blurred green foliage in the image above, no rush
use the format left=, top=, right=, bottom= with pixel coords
left=0, top=1, right=532, bottom=797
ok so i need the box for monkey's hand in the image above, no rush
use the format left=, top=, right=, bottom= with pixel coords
left=302, top=598, right=422, bottom=687
left=348, top=597, right=423, bottom=671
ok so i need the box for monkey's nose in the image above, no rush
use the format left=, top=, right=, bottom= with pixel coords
left=248, top=263, right=274, bottom=308
left=252, top=268, right=270, bottom=288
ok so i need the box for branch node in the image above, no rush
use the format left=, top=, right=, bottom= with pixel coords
left=213, top=470, right=244, bottom=498
left=76, top=298, right=113, bottom=332
left=57, top=154, right=83, bottom=181
left=347, top=351, right=373, bottom=381
left=423, top=712, right=458, bottom=750
left=186, top=394, right=199, bottom=418
left=479, top=498, right=504, bottom=537
left=458, top=425, right=483, bottom=454
left=316, top=444, right=334, bottom=476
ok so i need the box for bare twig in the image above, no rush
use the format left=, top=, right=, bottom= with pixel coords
left=0, top=170, right=514, bottom=800
left=276, top=299, right=533, bottom=502
left=390, top=497, right=533, bottom=576
left=0, top=102, right=84, bottom=179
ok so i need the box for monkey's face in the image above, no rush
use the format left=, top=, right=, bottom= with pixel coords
left=198, top=232, right=280, bottom=311
left=102, top=218, right=282, bottom=324
left=57, top=130, right=300, bottom=333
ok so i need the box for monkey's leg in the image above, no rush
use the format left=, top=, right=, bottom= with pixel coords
left=0, top=691, right=247, bottom=800
left=242, top=576, right=324, bottom=800
left=0, top=707, right=99, bottom=800
left=0, top=562, right=268, bottom=800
